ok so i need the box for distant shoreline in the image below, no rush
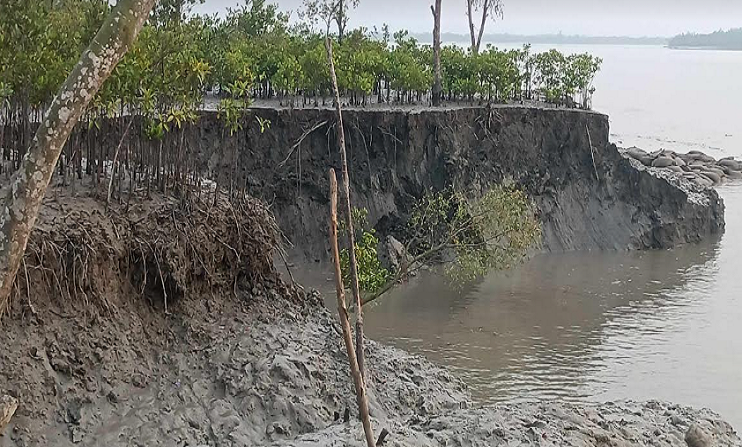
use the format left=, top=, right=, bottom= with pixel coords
left=668, top=45, right=742, bottom=52
left=413, top=32, right=669, bottom=46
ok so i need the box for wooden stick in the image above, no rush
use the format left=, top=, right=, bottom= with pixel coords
left=329, top=169, right=375, bottom=447
left=325, top=36, right=368, bottom=380
left=107, top=117, right=134, bottom=211
left=586, top=124, right=599, bottom=181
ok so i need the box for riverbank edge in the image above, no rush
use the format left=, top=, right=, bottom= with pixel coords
left=2, top=280, right=739, bottom=447
left=3, top=105, right=724, bottom=256
left=0, top=186, right=736, bottom=446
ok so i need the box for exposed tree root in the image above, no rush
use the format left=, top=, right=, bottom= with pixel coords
left=5, top=186, right=282, bottom=319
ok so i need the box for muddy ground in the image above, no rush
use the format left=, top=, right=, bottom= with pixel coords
left=2, top=286, right=738, bottom=446
left=0, top=186, right=738, bottom=447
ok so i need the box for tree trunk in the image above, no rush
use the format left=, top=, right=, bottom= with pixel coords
left=0, top=0, right=157, bottom=319
left=336, top=0, right=345, bottom=45
left=328, top=169, right=375, bottom=447
left=476, top=1, right=490, bottom=53
left=325, top=37, right=368, bottom=380
left=467, top=0, right=477, bottom=54
left=431, top=0, right=443, bottom=106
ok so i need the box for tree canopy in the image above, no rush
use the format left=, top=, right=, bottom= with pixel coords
left=0, top=0, right=602, bottom=122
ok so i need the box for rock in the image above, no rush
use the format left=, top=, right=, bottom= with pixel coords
left=652, top=156, right=675, bottom=168
left=687, top=150, right=715, bottom=163
left=685, top=423, right=712, bottom=447
left=706, top=167, right=726, bottom=177
left=695, top=176, right=714, bottom=188
left=67, top=400, right=82, bottom=425
left=726, top=170, right=742, bottom=179
left=670, top=415, right=686, bottom=426
left=718, top=158, right=740, bottom=169
left=700, top=171, right=722, bottom=184
left=385, top=235, right=408, bottom=273
left=668, top=166, right=684, bottom=173
left=675, top=157, right=687, bottom=167
left=0, top=395, right=18, bottom=434
left=51, top=357, right=72, bottom=375
left=70, top=426, right=84, bottom=443
left=107, top=390, right=119, bottom=404
left=626, top=148, right=654, bottom=166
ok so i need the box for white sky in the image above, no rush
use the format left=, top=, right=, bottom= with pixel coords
left=193, top=0, right=742, bottom=37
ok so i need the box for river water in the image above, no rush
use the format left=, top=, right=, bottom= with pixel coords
left=298, top=45, right=742, bottom=428
left=364, top=186, right=742, bottom=428
left=361, top=45, right=742, bottom=429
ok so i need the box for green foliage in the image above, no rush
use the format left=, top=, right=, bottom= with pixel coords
left=0, top=0, right=604, bottom=145
left=339, top=208, right=390, bottom=294
left=407, top=185, right=541, bottom=286
left=340, top=229, right=390, bottom=294
left=531, top=49, right=602, bottom=107
left=345, top=185, right=540, bottom=299
left=218, top=98, right=249, bottom=136
left=0, top=1, right=602, bottom=113
left=0, top=0, right=108, bottom=108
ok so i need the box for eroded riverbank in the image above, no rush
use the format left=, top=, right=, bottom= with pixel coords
left=0, top=185, right=738, bottom=446
left=356, top=184, right=742, bottom=432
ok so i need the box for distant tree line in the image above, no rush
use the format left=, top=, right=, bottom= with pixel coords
left=414, top=32, right=668, bottom=46
left=669, top=28, right=742, bottom=50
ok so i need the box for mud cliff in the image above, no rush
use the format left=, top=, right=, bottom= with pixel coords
left=15, top=105, right=722, bottom=259
left=196, top=106, right=724, bottom=259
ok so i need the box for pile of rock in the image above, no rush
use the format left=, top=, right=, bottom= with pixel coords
left=622, top=147, right=742, bottom=187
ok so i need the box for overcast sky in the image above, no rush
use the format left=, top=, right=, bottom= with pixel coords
left=193, top=0, right=742, bottom=37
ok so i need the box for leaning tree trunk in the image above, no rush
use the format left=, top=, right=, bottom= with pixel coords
left=431, top=0, right=443, bottom=106
left=0, top=0, right=157, bottom=319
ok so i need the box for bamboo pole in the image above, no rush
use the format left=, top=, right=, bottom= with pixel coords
left=325, top=37, right=369, bottom=379
left=329, top=169, right=376, bottom=447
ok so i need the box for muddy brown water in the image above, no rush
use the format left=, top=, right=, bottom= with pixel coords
left=295, top=185, right=742, bottom=430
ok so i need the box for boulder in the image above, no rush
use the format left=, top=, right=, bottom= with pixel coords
left=625, top=148, right=654, bottom=166
left=685, top=423, right=712, bottom=447
left=695, top=176, right=714, bottom=188
left=384, top=235, right=408, bottom=273
left=700, top=171, right=721, bottom=184
left=652, top=156, right=675, bottom=168
left=668, top=165, right=684, bottom=173
left=718, top=158, right=741, bottom=170
left=626, top=147, right=648, bottom=158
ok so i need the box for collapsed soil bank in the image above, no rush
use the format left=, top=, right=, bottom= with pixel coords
left=197, top=106, right=725, bottom=259
left=8, top=105, right=724, bottom=259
